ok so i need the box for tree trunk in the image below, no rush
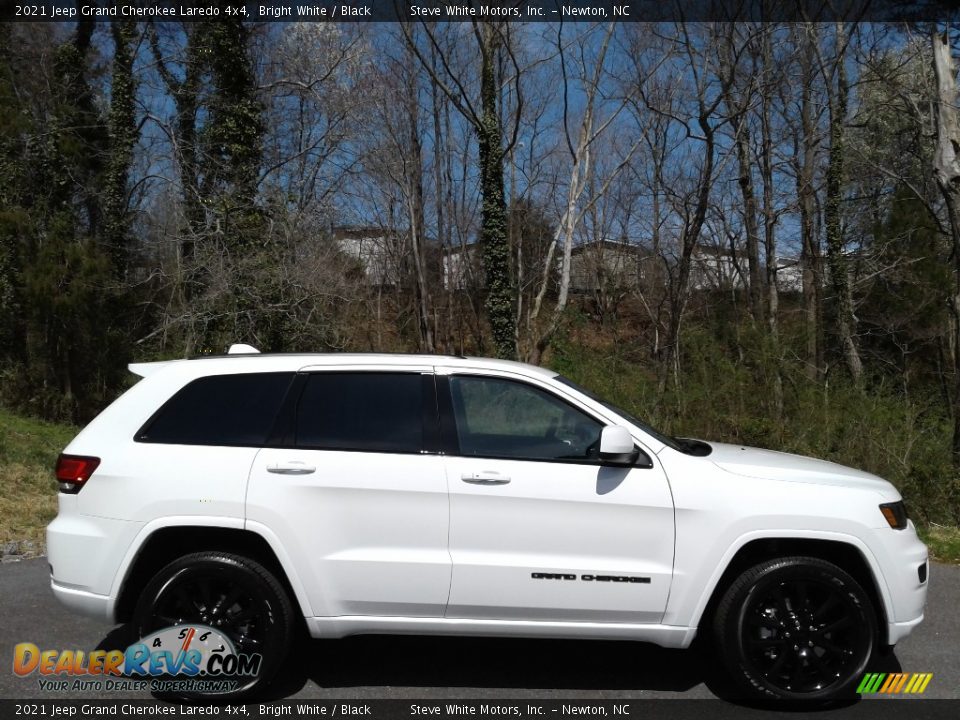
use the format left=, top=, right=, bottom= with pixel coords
left=824, top=22, right=863, bottom=383
left=734, top=114, right=764, bottom=323
left=796, top=24, right=823, bottom=382
left=102, top=19, right=138, bottom=279
left=429, top=49, right=452, bottom=354
left=149, top=24, right=206, bottom=340
left=660, top=110, right=716, bottom=401
left=524, top=25, right=625, bottom=365
left=760, top=27, right=783, bottom=420
left=720, top=34, right=763, bottom=322
left=931, top=26, right=960, bottom=468
left=477, top=26, right=516, bottom=360
left=403, top=48, right=434, bottom=353
left=399, top=22, right=518, bottom=358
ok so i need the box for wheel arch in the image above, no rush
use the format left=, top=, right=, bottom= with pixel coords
left=693, top=534, right=891, bottom=646
left=112, top=522, right=313, bottom=624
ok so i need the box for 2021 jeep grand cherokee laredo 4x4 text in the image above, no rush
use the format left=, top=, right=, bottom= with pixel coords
left=47, top=347, right=928, bottom=701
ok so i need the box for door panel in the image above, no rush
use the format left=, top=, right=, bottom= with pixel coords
left=442, top=373, right=675, bottom=624
left=248, top=449, right=450, bottom=617
left=245, top=369, right=451, bottom=618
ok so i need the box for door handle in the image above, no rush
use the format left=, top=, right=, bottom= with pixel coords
left=267, top=461, right=316, bottom=475
left=461, top=471, right=511, bottom=485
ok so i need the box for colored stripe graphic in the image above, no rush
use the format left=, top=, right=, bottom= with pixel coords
left=912, top=673, right=933, bottom=694
left=857, top=672, right=932, bottom=694
left=857, top=673, right=886, bottom=693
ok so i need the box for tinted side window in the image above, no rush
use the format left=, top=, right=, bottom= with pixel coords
left=449, top=376, right=603, bottom=462
left=137, top=373, right=294, bottom=446
left=296, top=373, right=424, bottom=453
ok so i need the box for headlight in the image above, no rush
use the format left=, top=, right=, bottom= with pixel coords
left=879, top=501, right=908, bottom=530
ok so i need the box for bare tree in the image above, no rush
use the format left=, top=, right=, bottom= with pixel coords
left=646, top=23, right=732, bottom=400
left=718, top=23, right=765, bottom=323
left=759, top=23, right=784, bottom=418
left=823, top=21, right=864, bottom=383
left=359, top=29, right=436, bottom=351
left=522, top=23, right=640, bottom=364
left=401, top=21, right=523, bottom=359
left=931, top=24, right=960, bottom=466
left=791, top=23, right=826, bottom=381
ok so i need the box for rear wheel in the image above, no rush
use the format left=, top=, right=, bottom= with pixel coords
left=714, top=556, right=877, bottom=701
left=132, top=551, right=294, bottom=701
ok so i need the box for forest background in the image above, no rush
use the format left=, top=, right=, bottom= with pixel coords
left=3, top=6, right=960, bottom=558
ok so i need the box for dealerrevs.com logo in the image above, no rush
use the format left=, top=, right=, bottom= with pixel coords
left=13, top=625, right=262, bottom=693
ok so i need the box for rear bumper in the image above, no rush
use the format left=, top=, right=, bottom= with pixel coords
left=46, top=495, right=143, bottom=623
left=49, top=579, right=111, bottom=623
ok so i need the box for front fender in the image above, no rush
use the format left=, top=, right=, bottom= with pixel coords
left=669, top=528, right=892, bottom=635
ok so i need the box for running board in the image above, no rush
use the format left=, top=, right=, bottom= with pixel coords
left=305, top=615, right=697, bottom=648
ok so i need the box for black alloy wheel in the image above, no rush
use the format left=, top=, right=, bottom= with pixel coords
left=132, top=551, right=294, bottom=700
left=714, top=556, right=877, bottom=701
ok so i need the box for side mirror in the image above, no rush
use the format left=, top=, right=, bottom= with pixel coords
left=599, top=425, right=641, bottom=466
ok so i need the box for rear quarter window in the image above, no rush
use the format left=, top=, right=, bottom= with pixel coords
left=136, top=373, right=295, bottom=447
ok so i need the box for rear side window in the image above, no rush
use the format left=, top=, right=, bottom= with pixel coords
left=137, top=373, right=295, bottom=446
left=296, top=373, right=424, bottom=453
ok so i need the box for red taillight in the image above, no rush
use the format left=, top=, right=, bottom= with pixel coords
left=55, top=454, right=100, bottom=494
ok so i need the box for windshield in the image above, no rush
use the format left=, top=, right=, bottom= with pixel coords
left=553, top=375, right=685, bottom=452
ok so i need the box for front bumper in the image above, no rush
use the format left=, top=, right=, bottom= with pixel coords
left=873, top=521, right=928, bottom=645
left=888, top=613, right=925, bottom=645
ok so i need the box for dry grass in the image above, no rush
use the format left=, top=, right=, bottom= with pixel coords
left=918, top=524, right=960, bottom=565
left=0, top=409, right=76, bottom=553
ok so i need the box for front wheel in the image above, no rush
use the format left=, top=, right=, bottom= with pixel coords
left=132, top=551, right=294, bottom=701
left=714, top=556, right=877, bottom=702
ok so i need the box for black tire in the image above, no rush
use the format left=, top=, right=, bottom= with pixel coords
left=713, top=556, right=877, bottom=702
left=132, top=551, right=294, bottom=701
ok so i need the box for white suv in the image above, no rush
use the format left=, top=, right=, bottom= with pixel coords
left=47, top=347, right=928, bottom=701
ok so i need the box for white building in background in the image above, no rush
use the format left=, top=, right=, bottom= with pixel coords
left=690, top=245, right=803, bottom=293
left=442, top=244, right=479, bottom=291
left=775, top=257, right=803, bottom=292
left=332, top=226, right=405, bottom=286
left=435, top=235, right=806, bottom=295
left=569, top=239, right=652, bottom=293
left=444, top=239, right=653, bottom=294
